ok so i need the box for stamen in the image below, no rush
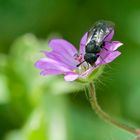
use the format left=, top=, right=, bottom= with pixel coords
left=74, top=53, right=91, bottom=75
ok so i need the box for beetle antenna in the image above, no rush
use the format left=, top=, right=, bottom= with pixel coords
left=76, top=60, right=85, bottom=67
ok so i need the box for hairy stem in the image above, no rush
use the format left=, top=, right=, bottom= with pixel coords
left=88, top=82, right=139, bottom=135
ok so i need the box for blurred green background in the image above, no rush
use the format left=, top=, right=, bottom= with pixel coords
left=0, top=0, right=140, bottom=140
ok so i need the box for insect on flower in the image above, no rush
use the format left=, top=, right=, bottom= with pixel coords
left=35, top=20, right=123, bottom=82
left=77, top=20, right=115, bottom=67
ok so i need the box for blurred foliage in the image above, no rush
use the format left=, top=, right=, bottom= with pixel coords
left=0, top=34, right=81, bottom=140
left=0, top=0, right=140, bottom=140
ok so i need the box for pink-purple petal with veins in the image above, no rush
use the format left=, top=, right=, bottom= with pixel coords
left=48, top=39, right=78, bottom=67
left=96, top=50, right=121, bottom=65
left=44, top=51, right=77, bottom=70
left=104, top=41, right=123, bottom=51
left=49, top=39, right=77, bottom=57
left=40, top=69, right=64, bottom=76
left=79, top=32, right=88, bottom=55
left=64, top=72, right=79, bottom=81
left=104, top=29, right=114, bottom=41
left=103, top=51, right=121, bottom=64
left=35, top=58, right=71, bottom=72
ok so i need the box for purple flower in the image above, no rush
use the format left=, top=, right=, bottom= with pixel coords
left=35, top=31, right=122, bottom=82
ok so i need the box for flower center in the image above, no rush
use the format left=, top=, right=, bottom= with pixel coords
left=73, top=53, right=91, bottom=75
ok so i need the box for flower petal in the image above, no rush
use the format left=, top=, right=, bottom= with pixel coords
left=104, top=41, right=123, bottom=51
left=96, top=50, right=121, bottom=65
left=47, top=39, right=78, bottom=68
left=104, top=29, right=114, bottom=41
left=49, top=39, right=77, bottom=57
left=103, top=51, right=121, bottom=63
left=35, top=58, right=71, bottom=73
left=64, top=72, right=79, bottom=81
left=44, top=51, right=77, bottom=70
left=40, top=69, right=64, bottom=76
left=80, top=32, right=88, bottom=55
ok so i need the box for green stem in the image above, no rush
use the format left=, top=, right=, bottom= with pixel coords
left=88, top=82, right=139, bottom=135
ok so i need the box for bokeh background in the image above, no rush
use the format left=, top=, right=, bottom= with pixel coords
left=0, top=0, right=140, bottom=140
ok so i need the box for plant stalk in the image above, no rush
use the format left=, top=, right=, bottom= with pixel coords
left=88, top=82, right=139, bottom=135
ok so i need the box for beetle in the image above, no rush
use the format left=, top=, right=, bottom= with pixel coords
left=77, top=20, right=114, bottom=67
